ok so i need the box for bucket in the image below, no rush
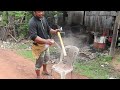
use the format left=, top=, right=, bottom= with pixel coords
left=98, top=43, right=106, bottom=49
left=93, top=42, right=99, bottom=49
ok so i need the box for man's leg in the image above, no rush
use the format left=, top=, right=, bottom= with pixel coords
left=35, top=52, right=45, bottom=78
left=43, top=64, right=48, bottom=73
left=42, top=48, right=50, bottom=75
left=35, top=69, right=40, bottom=78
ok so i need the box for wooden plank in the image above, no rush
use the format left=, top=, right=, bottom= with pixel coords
left=85, top=16, right=90, bottom=27
left=67, top=11, right=84, bottom=25
left=106, top=16, right=113, bottom=28
left=109, top=12, right=120, bottom=57
left=99, top=11, right=106, bottom=15
left=85, top=11, right=90, bottom=16
left=109, top=22, right=118, bottom=57
left=105, top=11, right=111, bottom=16
left=110, top=11, right=117, bottom=16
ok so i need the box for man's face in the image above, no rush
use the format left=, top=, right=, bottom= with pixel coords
left=34, top=11, right=44, bottom=18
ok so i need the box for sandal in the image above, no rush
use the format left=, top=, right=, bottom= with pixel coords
left=36, top=76, right=43, bottom=79
left=42, top=71, right=50, bottom=75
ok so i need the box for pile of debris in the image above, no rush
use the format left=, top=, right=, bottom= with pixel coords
left=0, top=40, right=32, bottom=50
left=0, top=41, right=15, bottom=49
left=78, top=45, right=109, bottom=61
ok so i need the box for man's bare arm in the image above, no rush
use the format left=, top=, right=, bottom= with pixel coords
left=34, top=36, right=54, bottom=45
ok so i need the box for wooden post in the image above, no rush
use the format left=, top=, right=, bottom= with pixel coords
left=109, top=22, right=119, bottom=57
left=109, top=12, right=120, bottom=57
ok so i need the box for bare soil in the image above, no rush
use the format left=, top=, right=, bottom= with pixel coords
left=0, top=48, right=88, bottom=79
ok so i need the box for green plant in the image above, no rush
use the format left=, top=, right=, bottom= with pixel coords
left=1, top=11, right=32, bottom=38
left=74, top=55, right=114, bottom=79
left=1, top=11, right=8, bottom=26
left=18, top=23, right=29, bottom=37
left=99, top=55, right=112, bottom=62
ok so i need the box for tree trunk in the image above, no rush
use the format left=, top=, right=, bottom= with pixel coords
left=8, top=12, right=17, bottom=39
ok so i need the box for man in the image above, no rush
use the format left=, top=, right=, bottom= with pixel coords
left=28, top=11, right=60, bottom=79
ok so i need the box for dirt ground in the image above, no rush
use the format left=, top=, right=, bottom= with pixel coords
left=0, top=48, right=88, bottom=79
left=111, top=56, right=120, bottom=71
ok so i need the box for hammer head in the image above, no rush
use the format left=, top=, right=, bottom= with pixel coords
left=60, top=27, right=65, bottom=37
left=59, top=27, right=63, bottom=32
left=60, top=32, right=65, bottom=37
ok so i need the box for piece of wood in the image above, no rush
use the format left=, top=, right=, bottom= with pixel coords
left=57, top=32, right=67, bottom=56
left=109, top=22, right=118, bottom=57
left=109, top=12, right=120, bottom=57
left=9, top=33, right=17, bottom=42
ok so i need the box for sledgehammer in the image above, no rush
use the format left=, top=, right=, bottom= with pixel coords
left=57, top=27, right=67, bottom=56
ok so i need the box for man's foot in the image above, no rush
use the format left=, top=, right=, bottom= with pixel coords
left=36, top=76, right=42, bottom=79
left=42, top=71, right=50, bottom=75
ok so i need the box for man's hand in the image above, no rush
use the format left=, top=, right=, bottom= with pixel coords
left=45, top=39, right=55, bottom=45
left=55, top=27, right=62, bottom=34
left=54, top=29, right=61, bottom=34
left=50, top=28, right=62, bottom=34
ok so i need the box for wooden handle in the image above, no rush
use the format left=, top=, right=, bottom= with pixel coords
left=57, top=32, right=67, bottom=56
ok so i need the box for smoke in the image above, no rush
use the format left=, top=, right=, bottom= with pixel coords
left=62, top=30, right=88, bottom=48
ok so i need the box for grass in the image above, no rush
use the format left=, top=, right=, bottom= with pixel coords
left=74, top=55, right=114, bottom=79
left=16, top=50, right=35, bottom=61
left=15, top=43, right=29, bottom=50
left=14, top=43, right=35, bottom=61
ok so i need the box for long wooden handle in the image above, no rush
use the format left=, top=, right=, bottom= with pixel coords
left=57, top=32, right=67, bottom=56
